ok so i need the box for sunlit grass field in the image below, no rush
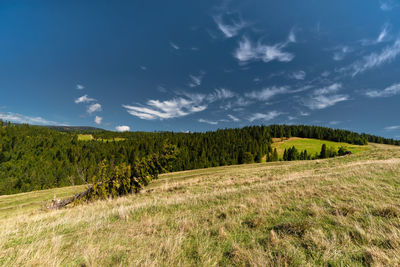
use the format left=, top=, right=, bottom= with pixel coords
left=77, top=134, right=126, bottom=142
left=1, top=143, right=400, bottom=266
left=272, top=137, right=370, bottom=159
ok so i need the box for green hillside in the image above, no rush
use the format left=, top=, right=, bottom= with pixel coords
left=1, top=143, right=400, bottom=266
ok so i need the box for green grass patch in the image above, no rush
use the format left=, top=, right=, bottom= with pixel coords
left=272, top=137, right=369, bottom=159
left=77, top=134, right=126, bottom=142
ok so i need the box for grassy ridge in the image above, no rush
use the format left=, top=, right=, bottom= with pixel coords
left=272, top=137, right=369, bottom=159
left=1, top=144, right=400, bottom=266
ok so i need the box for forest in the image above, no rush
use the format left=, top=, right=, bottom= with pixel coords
left=0, top=120, right=399, bottom=195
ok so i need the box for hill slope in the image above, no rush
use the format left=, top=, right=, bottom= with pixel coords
left=1, top=143, right=400, bottom=266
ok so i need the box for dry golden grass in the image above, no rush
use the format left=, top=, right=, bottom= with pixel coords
left=1, top=143, right=400, bottom=266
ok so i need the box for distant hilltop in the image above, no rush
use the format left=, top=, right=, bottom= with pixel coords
left=43, top=125, right=105, bottom=132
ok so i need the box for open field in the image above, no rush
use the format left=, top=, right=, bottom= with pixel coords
left=1, top=143, right=400, bottom=266
left=272, top=137, right=369, bottom=159
left=77, top=134, right=126, bottom=142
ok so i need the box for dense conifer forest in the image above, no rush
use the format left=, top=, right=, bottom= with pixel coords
left=0, top=120, right=398, bottom=195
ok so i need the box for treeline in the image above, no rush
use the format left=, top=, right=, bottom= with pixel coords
left=0, top=120, right=397, bottom=195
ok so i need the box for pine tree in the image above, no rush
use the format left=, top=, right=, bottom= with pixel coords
left=320, top=144, right=327, bottom=159
left=272, top=148, right=279, bottom=162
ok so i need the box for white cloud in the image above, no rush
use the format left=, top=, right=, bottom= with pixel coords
left=380, top=0, right=396, bottom=11
left=94, top=116, right=102, bottom=125
left=313, top=83, right=342, bottom=95
left=0, top=112, right=58, bottom=125
left=329, top=121, right=341, bottom=125
left=170, top=42, right=180, bottom=50
left=140, top=66, right=147, bottom=71
left=306, top=95, right=349, bottom=110
left=377, top=24, right=390, bottom=43
left=290, top=70, right=306, bottom=80
left=75, top=94, right=95, bottom=104
left=76, top=84, right=85, bottom=90
left=348, top=39, right=400, bottom=76
left=288, top=29, right=297, bottom=43
left=188, top=72, right=205, bottom=87
left=234, top=36, right=294, bottom=64
left=300, top=111, right=310, bottom=116
left=87, top=103, right=102, bottom=114
left=249, top=111, right=282, bottom=122
left=333, top=46, right=352, bottom=61
left=228, top=114, right=240, bottom=122
left=365, top=83, right=400, bottom=98
left=198, top=118, right=218, bottom=125
left=207, top=88, right=236, bottom=102
left=304, top=83, right=349, bottom=110
left=123, top=97, right=207, bottom=120
left=214, top=15, right=246, bottom=38
left=115, top=125, right=130, bottom=132
left=245, top=86, right=289, bottom=101
left=361, top=23, right=391, bottom=46
left=384, top=125, right=400, bottom=130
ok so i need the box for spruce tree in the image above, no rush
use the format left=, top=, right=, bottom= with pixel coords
left=320, top=144, right=327, bottom=159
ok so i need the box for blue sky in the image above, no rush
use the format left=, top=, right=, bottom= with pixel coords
left=1, top=0, right=400, bottom=138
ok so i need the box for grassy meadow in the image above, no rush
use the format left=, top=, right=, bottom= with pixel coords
left=272, top=137, right=369, bottom=159
left=77, top=134, right=126, bottom=142
left=1, top=143, right=400, bottom=266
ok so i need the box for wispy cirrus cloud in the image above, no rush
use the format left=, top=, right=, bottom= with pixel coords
left=0, top=112, right=59, bottom=125
left=228, top=114, right=240, bottom=122
left=304, top=83, right=349, bottom=110
left=384, top=125, right=400, bottom=130
left=170, top=42, right=180, bottom=50
left=123, top=88, right=236, bottom=120
left=198, top=118, right=218, bottom=125
left=74, top=95, right=95, bottom=104
left=214, top=15, right=246, bottom=38
left=248, top=111, right=282, bottom=122
left=332, top=46, right=352, bottom=61
left=361, top=23, right=391, bottom=45
left=207, top=88, right=236, bottom=102
left=345, top=39, right=400, bottom=76
left=234, top=33, right=295, bottom=64
left=188, top=72, right=205, bottom=87
left=87, top=103, right=102, bottom=114
left=377, top=23, right=390, bottom=43
left=123, top=97, right=206, bottom=120
left=380, top=0, right=396, bottom=11
left=289, top=70, right=306, bottom=80
left=365, top=83, right=400, bottom=98
left=245, top=86, right=289, bottom=101
left=76, top=84, right=85, bottom=90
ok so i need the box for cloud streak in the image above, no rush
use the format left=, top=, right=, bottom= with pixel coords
left=365, top=83, right=400, bottom=98
left=245, top=86, right=289, bottom=101
left=249, top=111, right=282, bottom=122
left=75, top=95, right=95, bottom=104
left=304, top=83, right=349, bottom=110
left=214, top=15, right=246, bottom=38
left=0, top=112, right=59, bottom=125
left=123, top=88, right=236, bottom=120
left=385, top=125, right=400, bottom=130
left=234, top=35, right=295, bottom=64
left=347, top=39, right=400, bottom=76
left=198, top=118, right=218, bottom=125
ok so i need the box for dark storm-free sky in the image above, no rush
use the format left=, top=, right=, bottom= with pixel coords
left=1, top=0, right=400, bottom=138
